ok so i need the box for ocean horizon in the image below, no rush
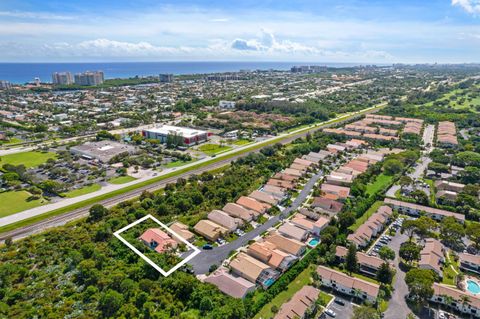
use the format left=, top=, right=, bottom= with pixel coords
left=0, top=61, right=377, bottom=84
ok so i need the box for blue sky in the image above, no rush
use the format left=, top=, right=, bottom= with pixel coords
left=0, top=0, right=479, bottom=63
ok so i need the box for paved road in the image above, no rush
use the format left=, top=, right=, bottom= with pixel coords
left=187, top=170, right=325, bottom=274
left=385, top=155, right=432, bottom=198
left=384, top=231, right=410, bottom=319
left=0, top=105, right=382, bottom=242
left=422, top=124, right=435, bottom=148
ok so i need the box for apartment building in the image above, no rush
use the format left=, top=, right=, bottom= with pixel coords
left=459, top=253, right=480, bottom=275
left=430, top=283, right=480, bottom=318
left=336, top=246, right=388, bottom=276
left=274, top=286, right=320, bottom=319
left=384, top=198, right=465, bottom=223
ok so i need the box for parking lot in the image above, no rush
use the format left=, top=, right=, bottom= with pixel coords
left=320, top=296, right=355, bottom=319
left=366, top=216, right=405, bottom=256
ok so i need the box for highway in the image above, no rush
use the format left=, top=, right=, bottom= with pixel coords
left=0, top=103, right=384, bottom=242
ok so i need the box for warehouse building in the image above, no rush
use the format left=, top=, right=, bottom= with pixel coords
left=70, top=140, right=136, bottom=163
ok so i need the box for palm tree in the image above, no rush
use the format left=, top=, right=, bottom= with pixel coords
left=460, top=294, right=471, bottom=311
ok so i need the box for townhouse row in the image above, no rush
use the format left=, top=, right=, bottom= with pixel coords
left=436, top=121, right=458, bottom=147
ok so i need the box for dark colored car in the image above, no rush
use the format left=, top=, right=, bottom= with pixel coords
left=202, top=244, right=213, bottom=250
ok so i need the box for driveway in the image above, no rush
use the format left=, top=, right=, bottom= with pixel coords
left=187, top=169, right=325, bottom=274
left=324, top=297, right=355, bottom=319
left=384, top=231, right=410, bottom=319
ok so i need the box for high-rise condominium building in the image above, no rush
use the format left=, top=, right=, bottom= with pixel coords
left=74, top=71, right=105, bottom=86
left=52, top=72, right=74, bottom=85
left=159, top=74, right=174, bottom=83
left=0, top=80, right=12, bottom=89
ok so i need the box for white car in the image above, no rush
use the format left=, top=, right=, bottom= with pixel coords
left=325, top=309, right=336, bottom=317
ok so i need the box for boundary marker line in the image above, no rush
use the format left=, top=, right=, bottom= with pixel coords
left=114, top=214, right=201, bottom=277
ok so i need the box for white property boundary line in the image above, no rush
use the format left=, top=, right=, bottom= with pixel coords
left=113, top=214, right=201, bottom=277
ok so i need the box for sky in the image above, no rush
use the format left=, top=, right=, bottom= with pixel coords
left=0, top=0, right=479, bottom=63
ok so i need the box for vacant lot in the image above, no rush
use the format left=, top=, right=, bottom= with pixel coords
left=365, top=173, right=393, bottom=197
left=64, top=184, right=101, bottom=198
left=198, top=143, right=232, bottom=156
left=108, top=175, right=137, bottom=184
left=0, top=190, right=48, bottom=217
left=0, top=151, right=56, bottom=169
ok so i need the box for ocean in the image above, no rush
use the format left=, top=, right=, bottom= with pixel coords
left=0, top=61, right=366, bottom=84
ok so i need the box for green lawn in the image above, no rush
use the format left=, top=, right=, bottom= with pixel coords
left=63, top=184, right=101, bottom=198
left=108, top=175, right=137, bottom=184
left=365, top=173, right=394, bottom=197
left=164, top=159, right=196, bottom=168
left=0, top=137, right=22, bottom=145
left=254, top=265, right=323, bottom=319
left=0, top=102, right=388, bottom=234
left=443, top=252, right=459, bottom=286
left=232, top=139, right=252, bottom=146
left=349, top=201, right=384, bottom=232
left=198, top=143, right=232, bottom=156
left=0, top=191, right=48, bottom=217
left=0, top=151, right=56, bottom=169
left=422, top=178, right=436, bottom=204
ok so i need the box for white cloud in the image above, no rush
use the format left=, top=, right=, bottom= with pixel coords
left=452, top=0, right=480, bottom=14
left=0, top=10, right=74, bottom=20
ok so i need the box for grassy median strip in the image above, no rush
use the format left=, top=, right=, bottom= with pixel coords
left=0, top=104, right=385, bottom=235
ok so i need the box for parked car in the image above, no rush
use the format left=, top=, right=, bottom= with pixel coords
left=325, top=309, right=336, bottom=317
left=202, top=244, right=213, bottom=250
left=334, top=298, right=345, bottom=306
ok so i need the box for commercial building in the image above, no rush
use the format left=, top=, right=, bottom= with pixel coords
left=204, top=268, right=256, bottom=299
left=316, top=265, right=380, bottom=303
left=159, top=74, right=173, bottom=83
left=219, top=100, right=236, bottom=109
left=0, top=80, right=11, bottom=89
left=74, top=71, right=104, bottom=86
left=52, top=72, right=74, bottom=85
left=274, top=286, right=320, bottom=319
left=142, top=125, right=209, bottom=146
left=70, top=140, right=136, bottom=163
left=138, top=228, right=178, bottom=253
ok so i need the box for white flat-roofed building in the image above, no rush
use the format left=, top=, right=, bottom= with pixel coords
left=142, top=125, right=209, bottom=146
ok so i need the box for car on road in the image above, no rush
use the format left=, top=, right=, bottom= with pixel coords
left=325, top=309, right=336, bottom=317
left=202, top=244, right=213, bottom=250
left=334, top=298, right=345, bottom=306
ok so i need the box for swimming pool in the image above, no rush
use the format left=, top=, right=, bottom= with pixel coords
left=467, top=280, right=480, bottom=295
left=308, top=238, right=320, bottom=246
left=264, top=278, right=275, bottom=287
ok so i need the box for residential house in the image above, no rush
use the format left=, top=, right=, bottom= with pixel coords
left=311, top=197, right=344, bottom=214
left=459, top=253, right=480, bottom=275
left=261, top=185, right=286, bottom=199
left=326, top=172, right=354, bottom=186
left=336, top=246, right=388, bottom=276
left=267, top=178, right=296, bottom=190
left=316, top=266, right=380, bottom=303
left=247, top=241, right=297, bottom=272
left=194, top=220, right=228, bottom=241
left=430, top=283, right=480, bottom=318
left=278, top=222, right=309, bottom=242
left=265, top=233, right=307, bottom=256
left=384, top=198, right=465, bottom=223
left=139, top=228, right=178, bottom=253
left=249, top=190, right=280, bottom=205
left=208, top=210, right=243, bottom=231
left=236, top=196, right=271, bottom=214
left=321, top=184, right=351, bottom=200
left=419, top=238, right=445, bottom=278
left=274, top=286, right=320, bottom=319
left=229, top=253, right=279, bottom=288
left=204, top=268, right=256, bottom=299
left=223, top=203, right=257, bottom=221
left=169, top=222, right=195, bottom=243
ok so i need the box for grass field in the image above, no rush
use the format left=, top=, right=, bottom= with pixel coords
left=0, top=151, right=56, bottom=169
left=443, top=252, right=459, bottom=286
left=64, top=184, right=101, bottom=198
left=0, top=103, right=387, bottom=234
left=0, top=137, right=22, bottom=145
left=349, top=201, right=384, bottom=231
left=254, top=265, right=332, bottom=319
left=198, top=143, right=232, bottom=155
left=108, top=175, right=137, bottom=184
left=0, top=191, right=48, bottom=217
left=365, top=173, right=394, bottom=197
left=164, top=159, right=196, bottom=168
left=232, top=139, right=252, bottom=146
